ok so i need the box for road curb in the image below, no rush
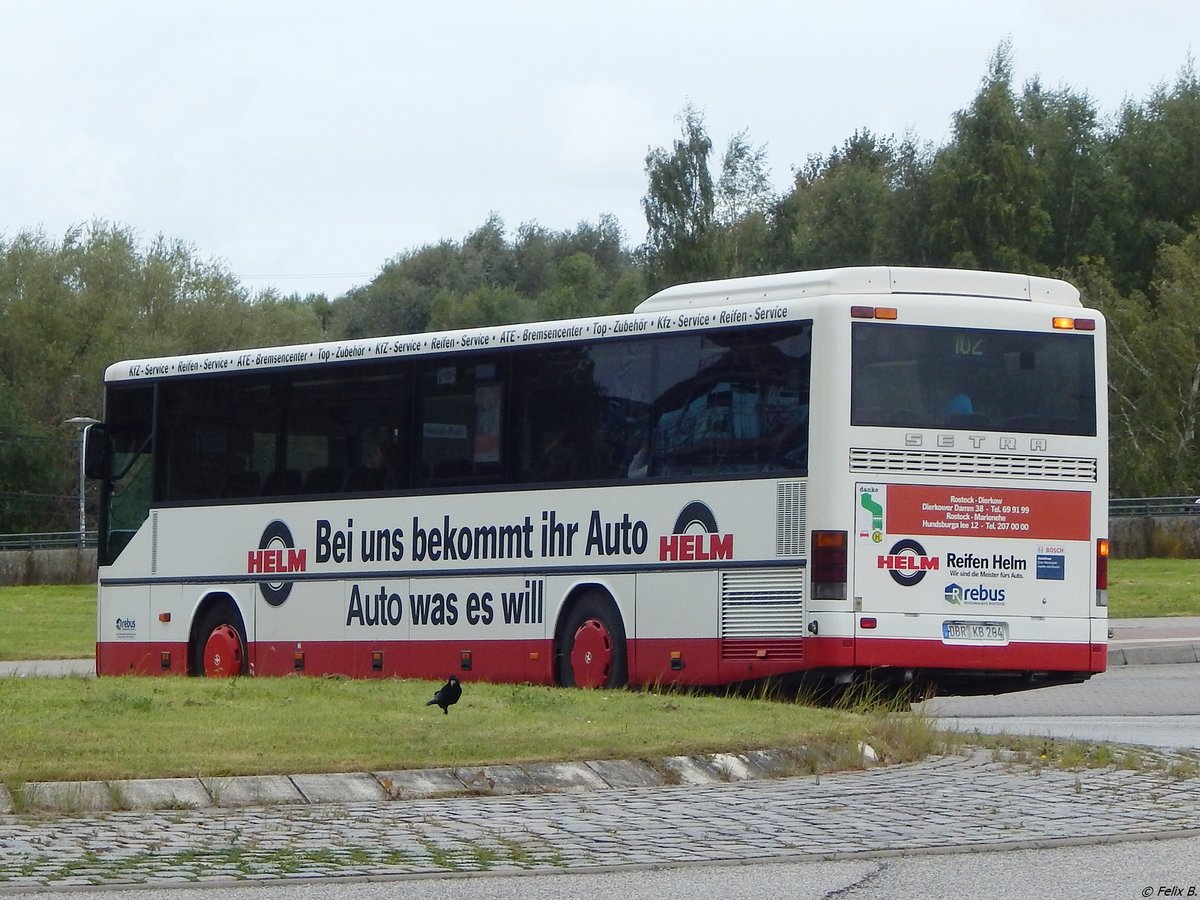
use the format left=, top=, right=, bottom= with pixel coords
left=1108, top=643, right=1200, bottom=666
left=0, top=749, right=813, bottom=816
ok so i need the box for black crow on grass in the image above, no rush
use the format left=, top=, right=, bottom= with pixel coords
left=425, top=675, right=462, bottom=714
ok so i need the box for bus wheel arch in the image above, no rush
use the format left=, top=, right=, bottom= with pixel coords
left=189, top=593, right=249, bottom=677
left=555, top=586, right=628, bottom=689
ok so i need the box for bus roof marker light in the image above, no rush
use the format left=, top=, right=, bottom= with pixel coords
left=1074, top=318, right=1096, bottom=331
left=1052, top=317, right=1075, bottom=330
left=850, top=306, right=898, bottom=320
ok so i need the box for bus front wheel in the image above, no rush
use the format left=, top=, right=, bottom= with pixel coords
left=557, top=593, right=627, bottom=689
left=191, top=605, right=247, bottom=677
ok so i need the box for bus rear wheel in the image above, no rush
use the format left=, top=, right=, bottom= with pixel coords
left=191, top=605, right=247, bottom=677
left=558, top=593, right=627, bottom=689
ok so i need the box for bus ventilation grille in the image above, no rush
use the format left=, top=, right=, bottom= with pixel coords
left=151, top=510, right=159, bottom=575
left=776, top=481, right=806, bottom=557
left=849, top=448, right=1098, bottom=481
left=720, top=569, right=805, bottom=660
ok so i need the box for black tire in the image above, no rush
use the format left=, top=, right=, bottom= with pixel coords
left=190, top=603, right=248, bottom=677
left=672, top=501, right=718, bottom=535
left=556, top=592, right=628, bottom=689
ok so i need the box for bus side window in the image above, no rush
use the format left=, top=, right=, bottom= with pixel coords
left=650, top=326, right=810, bottom=476
left=513, top=341, right=652, bottom=484
left=415, top=360, right=505, bottom=486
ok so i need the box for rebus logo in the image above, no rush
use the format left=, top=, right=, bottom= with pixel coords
left=659, top=501, right=734, bottom=562
left=878, top=538, right=938, bottom=587
left=248, top=520, right=306, bottom=606
left=944, top=582, right=1006, bottom=605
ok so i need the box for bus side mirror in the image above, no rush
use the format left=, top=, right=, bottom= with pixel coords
left=83, top=424, right=110, bottom=480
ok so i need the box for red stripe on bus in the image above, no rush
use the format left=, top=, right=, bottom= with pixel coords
left=96, top=635, right=1104, bottom=680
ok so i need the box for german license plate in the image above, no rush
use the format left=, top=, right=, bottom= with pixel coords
left=942, top=620, right=1009, bottom=643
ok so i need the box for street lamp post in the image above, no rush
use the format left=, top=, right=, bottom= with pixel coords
left=64, top=416, right=99, bottom=548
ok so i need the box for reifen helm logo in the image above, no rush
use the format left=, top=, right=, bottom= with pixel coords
left=659, top=501, right=734, bottom=562
left=247, top=520, right=307, bottom=606
left=877, top=538, right=939, bottom=586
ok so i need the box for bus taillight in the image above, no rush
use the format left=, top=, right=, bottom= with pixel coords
left=1096, top=538, right=1109, bottom=605
left=812, top=530, right=848, bottom=600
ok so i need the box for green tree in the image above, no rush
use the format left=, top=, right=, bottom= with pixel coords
left=714, top=130, right=774, bottom=275
left=641, top=104, right=717, bottom=288
left=1084, top=222, right=1200, bottom=496
left=775, top=130, right=907, bottom=270
left=333, top=240, right=461, bottom=338
left=1106, top=59, right=1200, bottom=293
left=0, top=222, right=323, bottom=532
left=334, top=214, right=641, bottom=336
left=427, top=284, right=534, bottom=330
left=927, top=41, right=1050, bottom=271
left=1020, top=80, right=1117, bottom=271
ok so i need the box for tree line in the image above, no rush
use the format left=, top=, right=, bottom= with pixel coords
left=3, top=43, right=1199, bottom=532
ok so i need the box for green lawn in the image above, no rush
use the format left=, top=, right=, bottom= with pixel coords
left=0, top=674, right=936, bottom=784
left=0, top=562, right=1188, bottom=786
left=0, top=584, right=95, bottom=660
left=1105, top=558, right=1200, bottom=617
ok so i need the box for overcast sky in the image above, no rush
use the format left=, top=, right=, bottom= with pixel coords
left=1, top=1, right=1196, bottom=300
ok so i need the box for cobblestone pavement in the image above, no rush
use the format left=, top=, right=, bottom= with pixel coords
left=0, top=750, right=1197, bottom=891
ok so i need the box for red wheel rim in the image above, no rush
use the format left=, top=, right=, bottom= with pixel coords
left=203, top=624, right=243, bottom=676
left=569, top=618, right=613, bottom=688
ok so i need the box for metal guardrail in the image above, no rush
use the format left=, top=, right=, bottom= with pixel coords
left=1109, top=496, right=1200, bottom=517
left=0, top=531, right=97, bottom=550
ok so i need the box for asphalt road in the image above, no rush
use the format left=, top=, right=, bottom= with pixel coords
left=919, top=662, right=1200, bottom=749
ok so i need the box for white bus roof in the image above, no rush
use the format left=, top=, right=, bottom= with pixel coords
left=635, top=266, right=1081, bottom=312
left=104, top=266, right=1084, bottom=383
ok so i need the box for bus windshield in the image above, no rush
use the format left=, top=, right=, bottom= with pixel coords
left=850, top=323, right=1097, bottom=435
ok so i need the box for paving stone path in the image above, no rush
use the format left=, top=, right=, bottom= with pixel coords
left=0, top=750, right=1197, bottom=890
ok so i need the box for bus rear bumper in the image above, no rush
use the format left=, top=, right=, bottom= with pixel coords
left=852, top=635, right=1106, bottom=674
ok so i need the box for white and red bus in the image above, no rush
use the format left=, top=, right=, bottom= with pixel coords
left=85, top=266, right=1109, bottom=690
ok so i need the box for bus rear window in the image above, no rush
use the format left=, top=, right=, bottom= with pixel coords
left=850, top=323, right=1097, bottom=436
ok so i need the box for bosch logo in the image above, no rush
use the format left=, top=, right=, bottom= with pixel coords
left=878, top=538, right=939, bottom=586
left=247, top=520, right=306, bottom=606
left=659, top=501, right=734, bottom=562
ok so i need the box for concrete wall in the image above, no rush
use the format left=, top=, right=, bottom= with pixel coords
left=0, top=548, right=97, bottom=586
left=1109, top=515, right=1200, bottom=559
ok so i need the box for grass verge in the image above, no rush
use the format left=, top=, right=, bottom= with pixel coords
left=0, top=675, right=934, bottom=784
left=1105, top=557, right=1200, bottom=616
left=0, top=584, right=95, bottom=660
left=0, top=560, right=1190, bottom=787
